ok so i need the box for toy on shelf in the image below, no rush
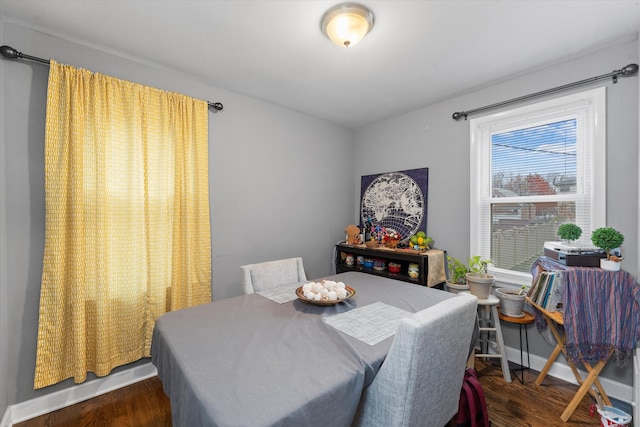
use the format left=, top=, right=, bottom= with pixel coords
left=344, top=224, right=362, bottom=245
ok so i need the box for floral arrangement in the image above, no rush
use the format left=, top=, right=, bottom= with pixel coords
left=372, top=225, right=386, bottom=242
left=383, top=229, right=400, bottom=243
left=369, top=225, right=401, bottom=245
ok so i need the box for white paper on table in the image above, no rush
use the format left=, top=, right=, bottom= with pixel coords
left=257, top=283, right=303, bottom=304
left=324, top=301, right=412, bottom=346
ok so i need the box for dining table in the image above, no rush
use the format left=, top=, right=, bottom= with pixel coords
left=151, top=271, right=460, bottom=427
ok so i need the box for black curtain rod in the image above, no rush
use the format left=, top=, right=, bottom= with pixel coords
left=0, top=45, right=224, bottom=111
left=452, top=63, right=638, bottom=121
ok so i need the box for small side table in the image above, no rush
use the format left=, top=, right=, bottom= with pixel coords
left=498, top=309, right=535, bottom=384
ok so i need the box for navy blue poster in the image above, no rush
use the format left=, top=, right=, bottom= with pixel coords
left=360, top=167, right=428, bottom=243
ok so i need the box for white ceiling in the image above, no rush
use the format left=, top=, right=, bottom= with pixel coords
left=1, top=0, right=639, bottom=129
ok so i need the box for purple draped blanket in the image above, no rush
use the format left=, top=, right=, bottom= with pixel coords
left=530, top=257, right=640, bottom=366
left=564, top=268, right=640, bottom=365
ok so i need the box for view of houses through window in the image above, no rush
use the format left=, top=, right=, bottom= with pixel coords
left=490, top=119, right=577, bottom=273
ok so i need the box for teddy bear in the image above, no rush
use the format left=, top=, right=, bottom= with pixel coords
left=344, top=224, right=362, bottom=245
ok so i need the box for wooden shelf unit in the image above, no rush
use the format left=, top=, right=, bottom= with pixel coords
left=335, top=243, right=446, bottom=288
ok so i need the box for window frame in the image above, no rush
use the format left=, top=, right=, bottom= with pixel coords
left=470, top=87, right=607, bottom=286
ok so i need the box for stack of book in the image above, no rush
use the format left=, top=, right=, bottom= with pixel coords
left=527, top=271, right=564, bottom=312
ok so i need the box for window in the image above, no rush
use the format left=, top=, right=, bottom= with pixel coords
left=470, top=87, right=606, bottom=286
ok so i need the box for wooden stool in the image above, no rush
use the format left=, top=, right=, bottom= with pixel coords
left=498, top=309, right=535, bottom=384
left=474, top=294, right=512, bottom=383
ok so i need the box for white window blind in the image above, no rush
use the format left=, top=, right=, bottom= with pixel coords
left=470, top=87, right=606, bottom=285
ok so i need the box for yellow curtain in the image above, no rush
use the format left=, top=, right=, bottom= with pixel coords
left=34, top=60, right=212, bottom=389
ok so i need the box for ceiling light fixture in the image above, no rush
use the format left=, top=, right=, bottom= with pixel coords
left=321, top=2, right=374, bottom=48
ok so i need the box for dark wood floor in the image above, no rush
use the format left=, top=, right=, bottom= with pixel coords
left=475, top=361, right=601, bottom=426
left=15, top=360, right=605, bottom=427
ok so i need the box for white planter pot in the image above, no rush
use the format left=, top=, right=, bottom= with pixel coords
left=466, top=273, right=494, bottom=299
left=446, top=281, right=469, bottom=294
left=600, top=258, right=621, bottom=271
left=495, top=288, right=526, bottom=316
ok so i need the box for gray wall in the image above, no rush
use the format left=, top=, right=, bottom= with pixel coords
left=354, top=36, right=639, bottom=388
left=0, top=22, right=354, bottom=413
left=1, top=17, right=638, bottom=418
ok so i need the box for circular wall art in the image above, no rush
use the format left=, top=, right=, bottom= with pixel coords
left=360, top=168, right=428, bottom=244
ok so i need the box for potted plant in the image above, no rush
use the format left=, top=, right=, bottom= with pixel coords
left=446, top=256, right=469, bottom=293
left=591, top=227, right=624, bottom=271
left=558, top=223, right=582, bottom=243
left=495, top=286, right=527, bottom=317
left=466, top=255, right=495, bottom=299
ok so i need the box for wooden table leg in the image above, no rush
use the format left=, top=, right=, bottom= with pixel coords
left=535, top=341, right=563, bottom=386
left=535, top=320, right=584, bottom=386
left=467, top=348, right=475, bottom=369
left=583, top=353, right=613, bottom=407
left=560, top=358, right=609, bottom=422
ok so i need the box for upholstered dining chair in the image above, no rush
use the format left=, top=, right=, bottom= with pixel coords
left=240, top=257, right=307, bottom=294
left=352, top=293, right=478, bottom=427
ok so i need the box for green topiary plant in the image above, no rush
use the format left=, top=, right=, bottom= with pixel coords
left=591, top=227, right=624, bottom=260
left=558, top=223, right=582, bottom=242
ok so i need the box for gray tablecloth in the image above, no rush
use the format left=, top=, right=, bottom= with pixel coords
left=151, top=271, right=456, bottom=427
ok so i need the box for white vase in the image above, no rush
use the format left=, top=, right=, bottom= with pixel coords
left=495, top=288, right=526, bottom=316
left=446, top=281, right=469, bottom=294
left=600, top=258, right=621, bottom=271
left=466, top=273, right=494, bottom=299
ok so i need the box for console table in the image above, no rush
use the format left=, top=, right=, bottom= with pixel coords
left=529, top=257, right=640, bottom=422
left=334, top=243, right=446, bottom=287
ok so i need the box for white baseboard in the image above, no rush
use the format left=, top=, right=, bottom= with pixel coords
left=0, top=407, right=11, bottom=427
left=0, top=362, right=157, bottom=427
left=504, top=345, right=634, bottom=404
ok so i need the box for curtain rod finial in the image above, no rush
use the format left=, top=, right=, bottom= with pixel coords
left=620, top=63, right=639, bottom=76
left=452, top=112, right=467, bottom=121
left=0, top=45, right=20, bottom=59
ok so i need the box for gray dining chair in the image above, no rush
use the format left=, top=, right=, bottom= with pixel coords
left=352, top=293, right=478, bottom=427
left=240, top=257, right=307, bottom=294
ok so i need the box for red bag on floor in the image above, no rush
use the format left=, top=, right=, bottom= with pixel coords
left=453, top=368, right=491, bottom=427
